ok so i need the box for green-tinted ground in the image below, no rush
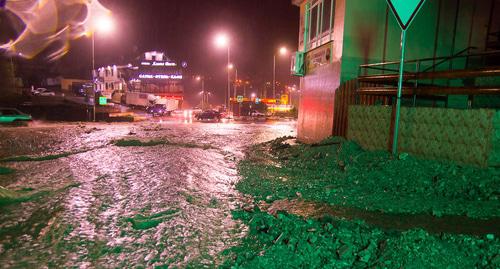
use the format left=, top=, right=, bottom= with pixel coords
left=237, top=137, right=499, bottom=219
left=113, top=139, right=214, bottom=150
left=221, top=210, right=499, bottom=269
left=221, top=137, right=500, bottom=268
left=0, top=166, right=14, bottom=175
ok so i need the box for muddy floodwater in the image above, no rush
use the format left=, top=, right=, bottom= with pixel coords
left=0, top=120, right=296, bottom=268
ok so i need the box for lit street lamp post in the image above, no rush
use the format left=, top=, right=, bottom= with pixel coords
left=228, top=64, right=238, bottom=100
left=91, top=15, right=114, bottom=122
left=273, top=47, right=288, bottom=100
left=196, top=76, right=207, bottom=109
left=214, top=33, right=231, bottom=114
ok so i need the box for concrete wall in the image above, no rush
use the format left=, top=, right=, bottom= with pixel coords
left=297, top=0, right=346, bottom=143
left=347, top=105, right=500, bottom=167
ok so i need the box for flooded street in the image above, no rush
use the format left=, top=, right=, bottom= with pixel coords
left=0, top=120, right=296, bottom=268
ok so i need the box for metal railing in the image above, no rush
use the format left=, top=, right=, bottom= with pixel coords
left=355, top=49, right=500, bottom=107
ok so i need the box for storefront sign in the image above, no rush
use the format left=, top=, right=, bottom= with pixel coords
left=139, top=74, right=183, bottom=80
left=141, top=61, right=177, bottom=67
left=305, top=41, right=333, bottom=74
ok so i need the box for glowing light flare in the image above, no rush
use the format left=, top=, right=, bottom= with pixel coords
left=228, top=63, right=235, bottom=70
left=214, top=33, right=229, bottom=48
left=93, top=14, right=114, bottom=34
left=1, top=0, right=113, bottom=60
left=279, top=47, right=288, bottom=56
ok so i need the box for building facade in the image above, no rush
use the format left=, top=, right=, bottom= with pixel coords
left=94, top=65, right=128, bottom=99
left=292, top=0, right=500, bottom=143
left=130, top=51, right=184, bottom=104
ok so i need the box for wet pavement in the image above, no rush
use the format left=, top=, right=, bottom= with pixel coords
left=0, top=119, right=296, bottom=268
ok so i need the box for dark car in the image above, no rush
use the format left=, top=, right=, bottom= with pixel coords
left=195, top=110, right=221, bottom=122
left=146, top=104, right=169, bottom=116
left=0, top=108, right=32, bottom=123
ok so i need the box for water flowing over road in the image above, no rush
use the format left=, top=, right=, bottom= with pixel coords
left=0, top=120, right=296, bottom=267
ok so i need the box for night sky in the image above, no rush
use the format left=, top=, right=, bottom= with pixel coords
left=58, top=0, right=300, bottom=106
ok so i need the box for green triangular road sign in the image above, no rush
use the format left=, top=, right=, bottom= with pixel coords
left=387, top=0, right=426, bottom=30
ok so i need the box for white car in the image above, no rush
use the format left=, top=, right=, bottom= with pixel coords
left=34, top=88, right=56, bottom=96
left=250, top=110, right=266, bottom=117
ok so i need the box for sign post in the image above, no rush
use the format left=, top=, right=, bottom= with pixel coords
left=386, top=0, right=426, bottom=156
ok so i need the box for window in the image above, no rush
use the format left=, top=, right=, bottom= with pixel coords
left=310, top=4, right=319, bottom=41
left=322, top=0, right=333, bottom=34
left=306, top=0, right=335, bottom=50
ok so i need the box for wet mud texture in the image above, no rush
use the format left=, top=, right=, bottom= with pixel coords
left=221, top=209, right=500, bottom=269
left=238, top=136, right=500, bottom=219
left=0, top=121, right=296, bottom=267
left=227, top=136, right=500, bottom=268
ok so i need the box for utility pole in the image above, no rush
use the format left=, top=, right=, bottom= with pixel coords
left=92, top=34, right=96, bottom=122
left=227, top=46, right=231, bottom=114
left=273, top=54, right=276, bottom=100
left=201, top=78, right=205, bottom=110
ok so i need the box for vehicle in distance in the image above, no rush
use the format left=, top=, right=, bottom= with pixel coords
left=146, top=104, right=170, bottom=116
left=33, top=88, right=56, bottom=96
left=250, top=110, right=266, bottom=117
left=0, top=108, right=32, bottom=123
left=195, top=110, right=221, bottom=122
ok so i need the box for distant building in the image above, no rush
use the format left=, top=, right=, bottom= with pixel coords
left=93, top=51, right=185, bottom=109
left=94, top=65, right=129, bottom=99
left=44, top=76, right=92, bottom=96
left=291, top=0, right=500, bottom=143
left=130, top=51, right=184, bottom=105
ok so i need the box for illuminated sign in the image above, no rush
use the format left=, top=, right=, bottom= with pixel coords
left=99, top=96, right=108, bottom=105
left=281, top=94, right=289, bottom=105
left=139, top=74, right=183, bottom=80
left=141, top=61, right=177, bottom=67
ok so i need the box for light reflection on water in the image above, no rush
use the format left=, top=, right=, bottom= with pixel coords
left=0, top=120, right=296, bottom=267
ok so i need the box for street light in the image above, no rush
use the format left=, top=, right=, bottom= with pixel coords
left=273, top=46, right=289, bottom=100
left=214, top=33, right=231, bottom=114
left=90, top=14, right=114, bottom=122
left=196, top=76, right=206, bottom=109
left=228, top=63, right=238, bottom=100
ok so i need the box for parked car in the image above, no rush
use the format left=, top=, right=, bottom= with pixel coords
left=192, top=107, right=203, bottom=116
left=195, top=110, right=221, bottom=122
left=146, top=104, right=170, bottom=116
left=250, top=110, right=266, bottom=117
left=0, top=108, right=32, bottom=123
left=34, top=88, right=56, bottom=96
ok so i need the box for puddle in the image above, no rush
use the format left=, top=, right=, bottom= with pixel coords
left=263, top=199, right=500, bottom=236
